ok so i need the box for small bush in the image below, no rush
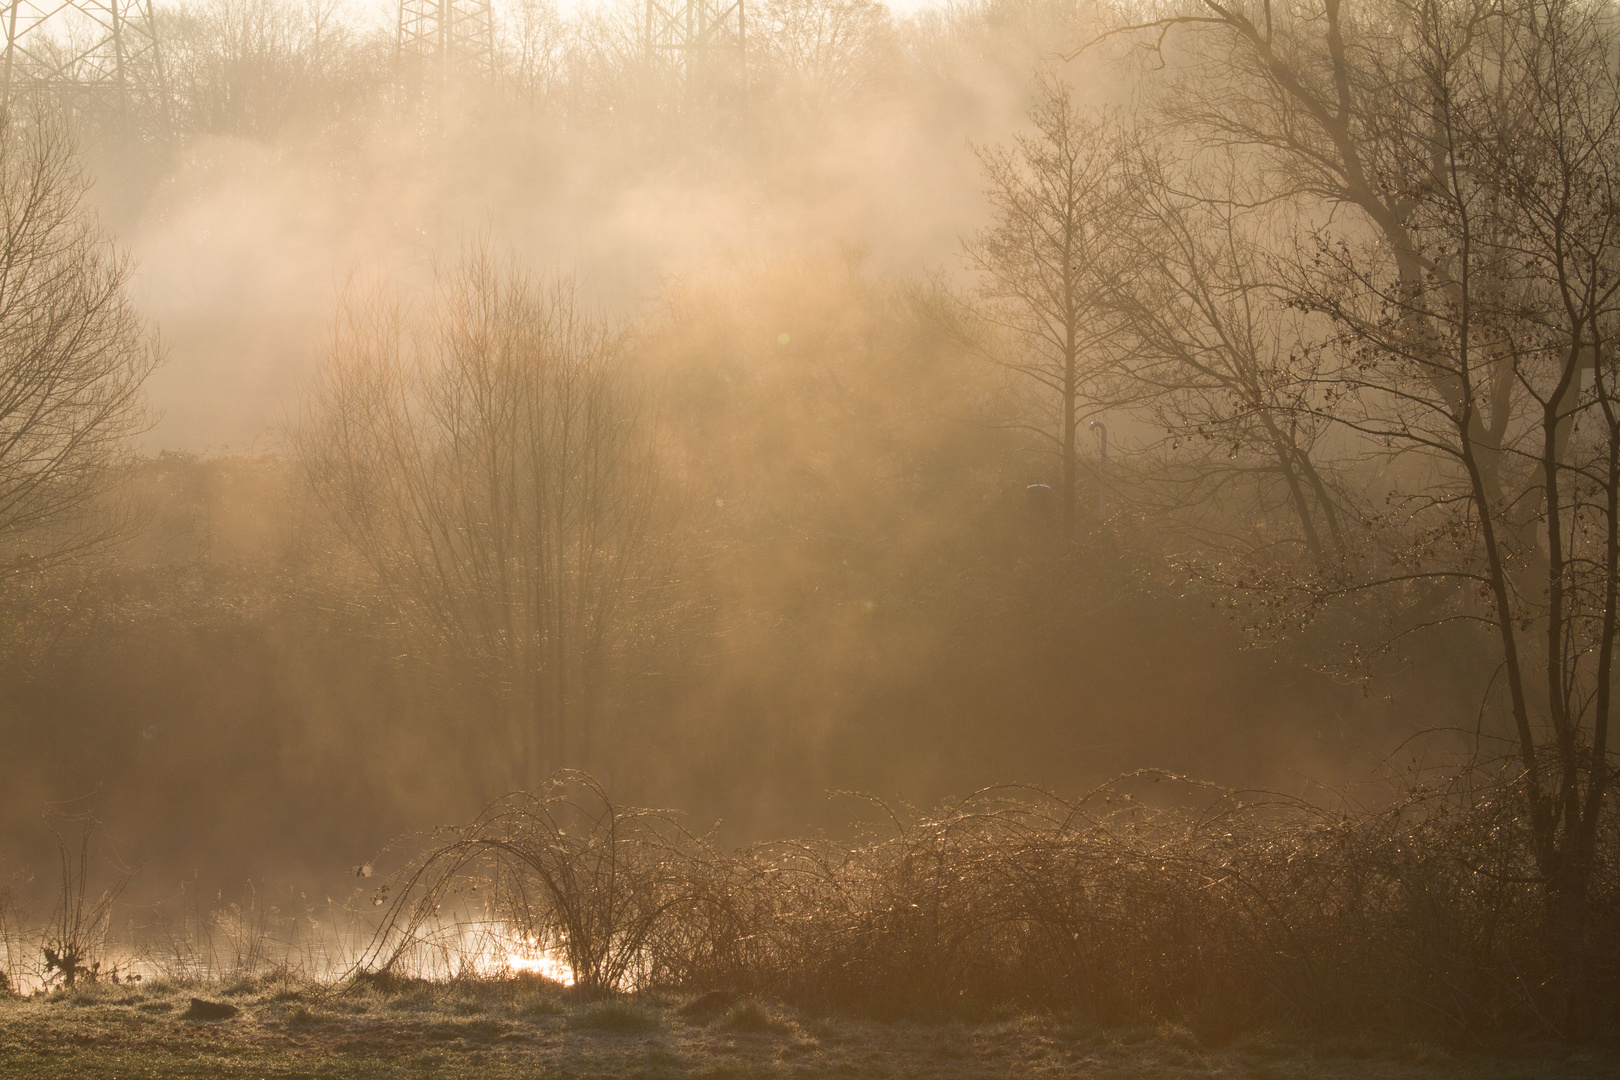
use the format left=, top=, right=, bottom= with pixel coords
left=570, top=1000, right=658, bottom=1032
left=678, top=990, right=739, bottom=1021
left=183, top=997, right=239, bottom=1020
left=515, top=993, right=563, bottom=1017
left=285, top=1003, right=323, bottom=1026
left=721, top=1000, right=791, bottom=1035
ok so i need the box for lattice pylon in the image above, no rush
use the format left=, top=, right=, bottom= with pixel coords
left=645, top=0, right=745, bottom=111
left=397, top=0, right=495, bottom=85
left=1, top=0, right=170, bottom=139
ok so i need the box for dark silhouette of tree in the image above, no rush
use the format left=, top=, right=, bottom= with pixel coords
left=0, top=105, right=158, bottom=580
left=1102, top=0, right=1620, bottom=1024
left=965, top=76, right=1130, bottom=537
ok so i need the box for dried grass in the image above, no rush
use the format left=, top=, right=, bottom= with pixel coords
left=358, top=770, right=1619, bottom=1043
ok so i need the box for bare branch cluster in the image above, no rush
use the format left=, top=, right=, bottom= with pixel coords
left=296, top=246, right=669, bottom=786
left=0, top=102, right=157, bottom=581
left=360, top=770, right=1620, bottom=1038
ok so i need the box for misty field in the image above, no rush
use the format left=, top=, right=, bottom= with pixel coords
left=10, top=0, right=1620, bottom=1070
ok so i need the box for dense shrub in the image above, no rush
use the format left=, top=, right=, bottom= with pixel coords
left=362, top=771, right=1620, bottom=1042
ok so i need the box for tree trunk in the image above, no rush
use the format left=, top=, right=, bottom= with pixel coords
left=1061, top=345, right=1077, bottom=538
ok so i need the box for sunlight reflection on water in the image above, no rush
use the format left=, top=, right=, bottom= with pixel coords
left=3, top=919, right=576, bottom=994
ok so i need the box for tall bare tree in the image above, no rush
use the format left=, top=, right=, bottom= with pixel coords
left=754, top=0, right=892, bottom=121
left=1294, top=0, right=1620, bottom=1013
left=1109, top=147, right=1349, bottom=574
left=1101, top=0, right=1620, bottom=1021
left=297, top=247, right=667, bottom=787
left=0, top=105, right=158, bottom=580
left=162, top=0, right=362, bottom=137
left=965, top=76, right=1130, bottom=537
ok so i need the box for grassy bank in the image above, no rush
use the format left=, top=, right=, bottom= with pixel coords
left=0, top=976, right=1612, bottom=1080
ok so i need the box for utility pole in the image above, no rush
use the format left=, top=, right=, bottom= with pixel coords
left=397, top=0, right=495, bottom=86
left=1, top=0, right=170, bottom=140
left=645, top=0, right=745, bottom=113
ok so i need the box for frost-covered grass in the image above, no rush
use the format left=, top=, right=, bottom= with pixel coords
left=0, top=976, right=1611, bottom=1079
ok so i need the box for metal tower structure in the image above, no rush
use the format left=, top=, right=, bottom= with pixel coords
left=645, top=0, right=745, bottom=110
left=0, top=0, right=169, bottom=137
left=397, top=0, right=495, bottom=84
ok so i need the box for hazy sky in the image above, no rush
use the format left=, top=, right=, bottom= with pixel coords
left=546, top=0, right=948, bottom=14
left=356, top=0, right=953, bottom=24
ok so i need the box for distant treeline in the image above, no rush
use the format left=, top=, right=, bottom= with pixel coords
left=1, top=250, right=1422, bottom=884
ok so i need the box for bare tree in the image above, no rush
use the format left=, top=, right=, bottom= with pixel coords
left=965, top=75, right=1130, bottom=537
left=1102, top=0, right=1620, bottom=1022
left=161, top=0, right=364, bottom=138
left=1110, top=147, right=1351, bottom=574
left=497, top=0, right=570, bottom=113
left=0, top=105, right=158, bottom=581
left=754, top=0, right=892, bottom=121
left=297, top=247, right=668, bottom=788
left=1294, top=0, right=1620, bottom=1017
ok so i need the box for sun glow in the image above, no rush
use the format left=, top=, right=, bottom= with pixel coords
left=497, top=936, right=575, bottom=986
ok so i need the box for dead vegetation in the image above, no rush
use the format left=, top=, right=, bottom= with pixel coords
left=3, top=771, right=1612, bottom=1047
left=352, top=771, right=1619, bottom=1045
